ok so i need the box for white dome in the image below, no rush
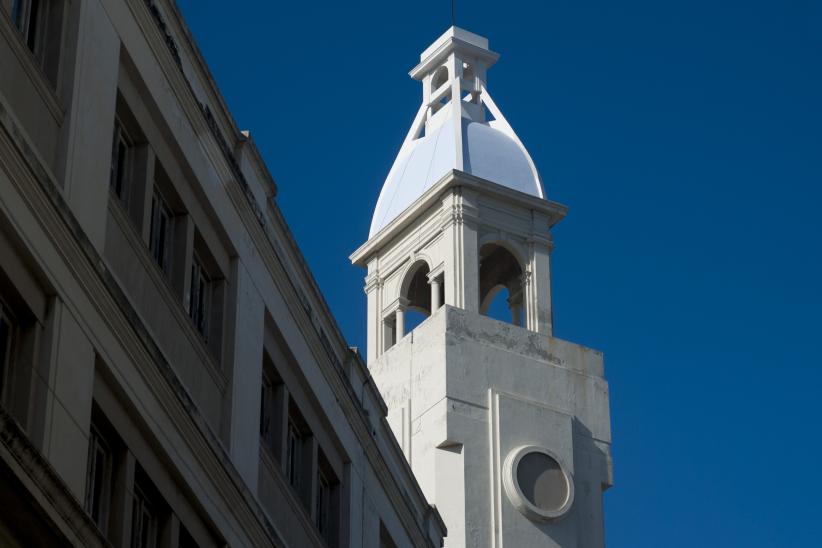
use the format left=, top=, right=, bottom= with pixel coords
left=369, top=105, right=544, bottom=237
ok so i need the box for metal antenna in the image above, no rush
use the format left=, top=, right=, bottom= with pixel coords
left=451, top=0, right=456, bottom=26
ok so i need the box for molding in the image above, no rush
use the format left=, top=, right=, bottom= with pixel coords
left=427, top=262, right=445, bottom=282
left=502, top=444, right=575, bottom=522
left=364, top=272, right=382, bottom=293
left=372, top=217, right=444, bottom=285
left=382, top=297, right=410, bottom=316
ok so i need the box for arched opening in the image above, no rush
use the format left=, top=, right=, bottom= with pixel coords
left=430, top=66, right=452, bottom=115
left=462, top=61, right=475, bottom=83
left=479, top=243, right=525, bottom=326
left=432, top=66, right=449, bottom=90
left=402, top=261, right=431, bottom=334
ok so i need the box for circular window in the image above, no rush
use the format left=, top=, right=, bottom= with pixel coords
left=503, top=446, right=573, bottom=521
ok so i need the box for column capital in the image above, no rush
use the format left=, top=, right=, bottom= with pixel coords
left=383, top=297, right=410, bottom=316
left=521, top=269, right=532, bottom=286
left=427, top=263, right=445, bottom=283
left=364, top=272, right=382, bottom=293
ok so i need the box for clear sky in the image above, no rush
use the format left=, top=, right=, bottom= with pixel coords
left=177, top=1, right=821, bottom=545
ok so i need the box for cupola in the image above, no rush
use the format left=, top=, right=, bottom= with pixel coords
left=369, top=27, right=546, bottom=237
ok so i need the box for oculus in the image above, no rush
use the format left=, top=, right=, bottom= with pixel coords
left=503, top=445, right=574, bottom=521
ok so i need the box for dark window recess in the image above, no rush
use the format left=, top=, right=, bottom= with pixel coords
left=0, top=298, right=14, bottom=400
left=84, top=424, right=113, bottom=535
left=260, top=374, right=273, bottom=440
left=148, top=189, right=173, bottom=275
left=10, top=0, right=63, bottom=83
left=316, top=450, right=340, bottom=547
left=109, top=119, right=133, bottom=205
left=380, top=521, right=398, bottom=548
left=286, top=418, right=303, bottom=491
left=178, top=526, right=199, bottom=548
left=260, top=355, right=285, bottom=461
left=131, top=482, right=158, bottom=548
left=11, top=0, right=41, bottom=50
left=188, top=256, right=210, bottom=339
left=316, top=468, right=331, bottom=537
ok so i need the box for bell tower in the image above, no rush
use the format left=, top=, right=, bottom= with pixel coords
left=351, top=27, right=612, bottom=548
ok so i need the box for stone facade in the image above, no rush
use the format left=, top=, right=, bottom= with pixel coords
left=0, top=1, right=445, bottom=547
left=352, top=28, right=613, bottom=548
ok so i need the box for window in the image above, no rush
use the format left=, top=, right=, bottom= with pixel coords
left=0, top=297, right=15, bottom=401
left=110, top=119, right=133, bottom=206
left=315, top=450, right=339, bottom=546
left=316, top=467, right=338, bottom=545
left=286, top=418, right=303, bottom=491
left=379, top=522, right=398, bottom=548
left=316, top=468, right=330, bottom=532
left=260, top=374, right=271, bottom=439
left=260, top=354, right=285, bottom=462
left=479, top=243, right=525, bottom=326
left=131, top=482, right=158, bottom=548
left=259, top=373, right=274, bottom=445
left=188, top=256, right=210, bottom=339
left=9, top=0, right=62, bottom=82
left=178, top=526, right=199, bottom=548
left=148, top=188, right=173, bottom=275
left=84, top=424, right=113, bottom=535
left=11, top=0, right=44, bottom=54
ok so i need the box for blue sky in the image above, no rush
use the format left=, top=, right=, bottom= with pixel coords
left=178, top=1, right=821, bottom=545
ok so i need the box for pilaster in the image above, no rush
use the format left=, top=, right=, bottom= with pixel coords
left=364, top=267, right=381, bottom=364
left=59, top=0, right=120, bottom=252
left=227, top=259, right=265, bottom=490
left=442, top=187, right=480, bottom=313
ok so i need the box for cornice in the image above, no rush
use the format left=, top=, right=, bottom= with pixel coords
left=410, top=37, right=499, bottom=80
left=351, top=169, right=568, bottom=266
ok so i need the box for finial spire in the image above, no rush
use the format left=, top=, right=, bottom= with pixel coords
left=451, top=0, right=456, bottom=26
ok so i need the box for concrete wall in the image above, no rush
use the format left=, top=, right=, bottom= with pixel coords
left=370, top=306, right=612, bottom=547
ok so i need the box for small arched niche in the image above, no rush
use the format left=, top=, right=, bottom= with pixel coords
left=479, top=243, right=525, bottom=326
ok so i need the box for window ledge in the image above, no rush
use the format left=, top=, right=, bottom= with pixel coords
left=258, top=443, right=327, bottom=548
left=107, top=197, right=227, bottom=391
left=0, top=13, right=64, bottom=125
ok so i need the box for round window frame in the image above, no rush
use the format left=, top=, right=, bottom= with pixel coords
left=502, top=445, right=574, bottom=522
